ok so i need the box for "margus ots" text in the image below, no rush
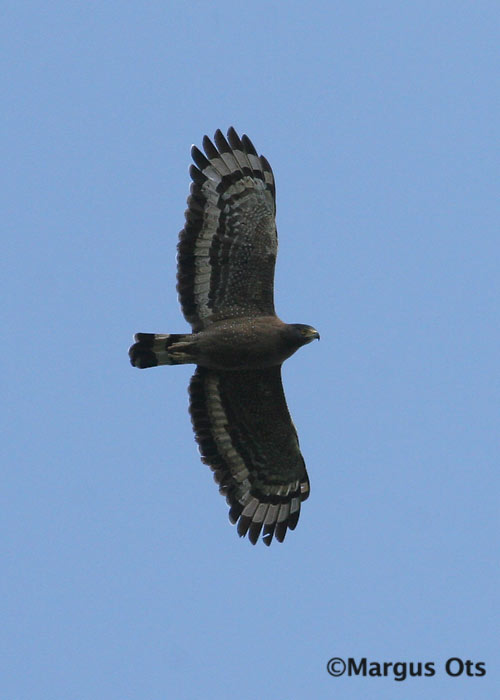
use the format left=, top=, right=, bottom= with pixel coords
left=326, top=656, right=486, bottom=681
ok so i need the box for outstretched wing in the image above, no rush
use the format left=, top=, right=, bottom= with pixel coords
left=189, top=366, right=310, bottom=545
left=177, top=127, right=277, bottom=331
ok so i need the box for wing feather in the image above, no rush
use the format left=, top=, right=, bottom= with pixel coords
left=177, top=128, right=277, bottom=331
left=188, top=365, right=310, bottom=545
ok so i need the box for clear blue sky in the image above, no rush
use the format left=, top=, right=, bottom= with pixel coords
left=3, top=2, right=498, bottom=698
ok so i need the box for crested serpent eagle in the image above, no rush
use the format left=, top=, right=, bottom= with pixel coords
left=129, top=128, right=319, bottom=545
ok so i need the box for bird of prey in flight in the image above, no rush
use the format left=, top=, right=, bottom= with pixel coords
left=129, top=128, right=319, bottom=545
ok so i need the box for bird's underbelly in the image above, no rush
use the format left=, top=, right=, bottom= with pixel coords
left=193, top=321, right=294, bottom=370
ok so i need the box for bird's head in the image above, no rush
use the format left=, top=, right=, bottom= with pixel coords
left=289, top=323, right=320, bottom=345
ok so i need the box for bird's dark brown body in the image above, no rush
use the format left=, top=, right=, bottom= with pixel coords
left=130, top=316, right=318, bottom=371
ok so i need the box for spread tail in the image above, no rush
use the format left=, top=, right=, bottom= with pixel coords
left=129, top=333, right=193, bottom=368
